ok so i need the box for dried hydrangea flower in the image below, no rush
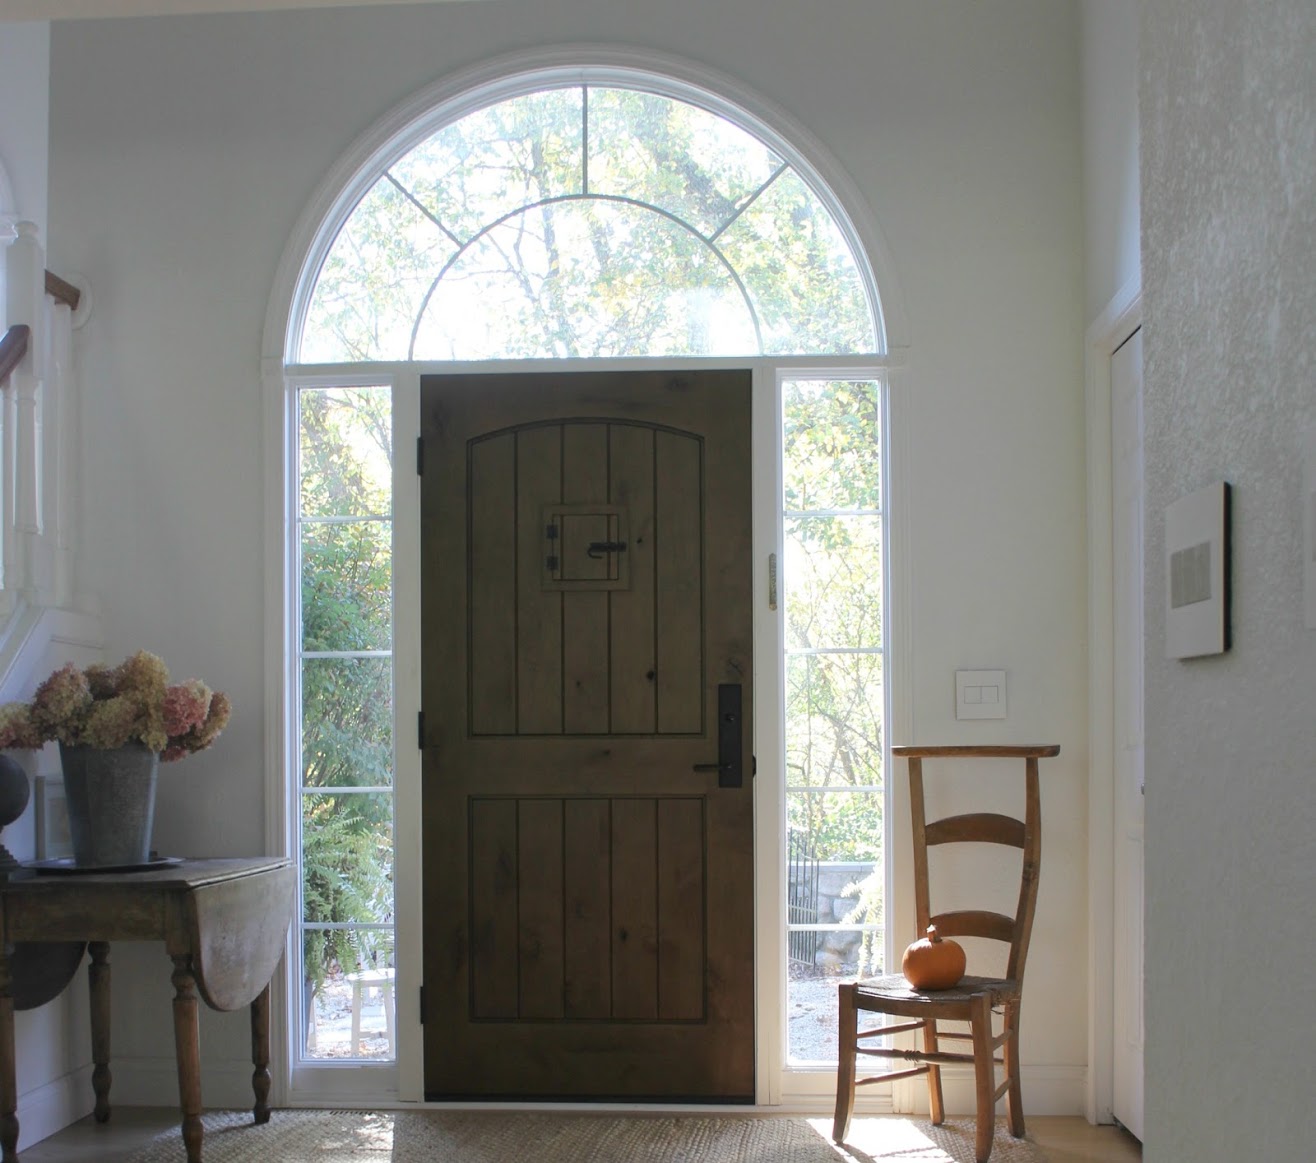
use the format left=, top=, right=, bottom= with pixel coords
left=0, top=704, right=42, bottom=750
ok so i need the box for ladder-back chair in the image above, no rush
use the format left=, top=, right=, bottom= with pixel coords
left=832, top=743, right=1059, bottom=1163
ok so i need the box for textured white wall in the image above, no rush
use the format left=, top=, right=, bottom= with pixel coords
left=1141, top=1, right=1316, bottom=1157
left=47, top=0, right=1088, bottom=1107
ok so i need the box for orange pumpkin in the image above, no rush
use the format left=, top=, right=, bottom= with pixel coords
left=901, top=924, right=967, bottom=990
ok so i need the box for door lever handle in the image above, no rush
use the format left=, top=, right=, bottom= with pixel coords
left=692, top=684, right=743, bottom=788
left=586, top=540, right=627, bottom=558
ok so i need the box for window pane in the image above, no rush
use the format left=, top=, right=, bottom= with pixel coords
left=390, top=88, right=583, bottom=244
left=302, top=657, right=393, bottom=788
left=785, top=653, right=883, bottom=789
left=299, top=387, right=393, bottom=517
left=302, top=927, right=395, bottom=1061
left=587, top=87, right=784, bottom=238
left=787, top=790, right=882, bottom=863
left=301, top=520, right=392, bottom=652
left=300, top=84, right=879, bottom=362
left=302, top=792, right=394, bottom=926
left=784, top=516, right=882, bottom=652
left=412, top=200, right=757, bottom=360
left=301, top=181, right=456, bottom=363
left=783, top=380, right=882, bottom=512
left=718, top=169, right=875, bottom=354
left=788, top=956, right=870, bottom=1064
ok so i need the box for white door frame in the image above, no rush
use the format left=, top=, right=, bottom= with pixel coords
left=268, top=355, right=902, bottom=1109
left=1083, top=277, right=1142, bottom=1124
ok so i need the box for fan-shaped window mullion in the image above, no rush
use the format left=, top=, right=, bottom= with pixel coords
left=406, top=193, right=763, bottom=360
left=301, top=79, right=876, bottom=361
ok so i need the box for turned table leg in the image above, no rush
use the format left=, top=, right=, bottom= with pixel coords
left=170, top=955, right=204, bottom=1163
left=88, top=942, right=112, bottom=1123
left=0, top=947, right=17, bottom=1163
left=250, top=985, right=271, bottom=1125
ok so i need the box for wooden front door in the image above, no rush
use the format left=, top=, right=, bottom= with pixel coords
left=420, top=370, right=754, bottom=1101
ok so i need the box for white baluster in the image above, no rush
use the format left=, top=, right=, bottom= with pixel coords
left=3, top=222, right=43, bottom=601
left=49, top=300, right=75, bottom=607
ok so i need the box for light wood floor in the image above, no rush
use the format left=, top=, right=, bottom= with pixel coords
left=19, top=1108, right=1142, bottom=1162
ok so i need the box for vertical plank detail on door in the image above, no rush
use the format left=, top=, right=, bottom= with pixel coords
left=517, top=426, right=564, bottom=734
left=563, top=798, right=612, bottom=1019
left=609, top=425, right=657, bottom=733
left=657, top=797, right=706, bottom=1020
left=562, top=424, right=610, bottom=734
left=517, top=798, right=566, bottom=1019
left=469, top=798, right=519, bottom=1018
left=611, top=797, right=658, bottom=1019
left=655, top=431, right=703, bottom=733
left=469, top=434, right=517, bottom=735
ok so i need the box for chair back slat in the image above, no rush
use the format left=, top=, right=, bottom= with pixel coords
left=901, top=745, right=1055, bottom=987
left=924, top=813, right=1025, bottom=848
left=929, top=909, right=1016, bottom=944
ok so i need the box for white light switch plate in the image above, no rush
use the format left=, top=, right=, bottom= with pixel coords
left=956, top=670, right=1007, bottom=720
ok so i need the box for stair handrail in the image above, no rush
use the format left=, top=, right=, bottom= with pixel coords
left=0, top=325, right=29, bottom=386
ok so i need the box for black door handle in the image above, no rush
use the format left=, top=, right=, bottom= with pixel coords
left=586, top=540, right=627, bottom=558
left=690, top=683, right=742, bottom=788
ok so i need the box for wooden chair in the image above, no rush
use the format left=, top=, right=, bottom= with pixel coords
left=832, top=744, right=1059, bottom=1163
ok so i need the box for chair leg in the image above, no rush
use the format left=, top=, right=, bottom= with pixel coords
left=923, top=1017, right=945, bottom=1124
left=832, top=983, right=859, bottom=1143
left=969, top=993, right=996, bottom=1163
left=1003, top=999, right=1025, bottom=1138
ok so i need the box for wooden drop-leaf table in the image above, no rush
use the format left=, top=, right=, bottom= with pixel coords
left=0, top=857, right=295, bottom=1163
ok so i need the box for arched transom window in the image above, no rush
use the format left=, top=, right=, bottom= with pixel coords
left=299, top=84, right=877, bottom=362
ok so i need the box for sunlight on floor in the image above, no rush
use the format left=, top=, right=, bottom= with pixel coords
left=808, top=1116, right=949, bottom=1159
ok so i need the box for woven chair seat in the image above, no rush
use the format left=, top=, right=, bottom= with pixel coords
left=855, top=974, right=1021, bottom=1008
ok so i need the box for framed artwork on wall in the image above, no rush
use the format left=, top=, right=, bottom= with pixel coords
left=35, top=775, right=73, bottom=860
left=1165, top=481, right=1232, bottom=659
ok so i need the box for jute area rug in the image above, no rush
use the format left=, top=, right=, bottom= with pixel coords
left=125, top=1109, right=1048, bottom=1162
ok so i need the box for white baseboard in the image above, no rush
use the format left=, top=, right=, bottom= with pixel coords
left=104, top=1058, right=257, bottom=1110
left=17, top=1064, right=95, bottom=1151
left=896, top=1065, right=1087, bottom=1118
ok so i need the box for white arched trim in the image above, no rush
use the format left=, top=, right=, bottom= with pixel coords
left=262, top=44, right=909, bottom=368
left=0, top=155, right=17, bottom=243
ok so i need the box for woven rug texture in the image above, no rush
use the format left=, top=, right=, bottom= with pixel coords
left=126, top=1109, right=1048, bottom=1162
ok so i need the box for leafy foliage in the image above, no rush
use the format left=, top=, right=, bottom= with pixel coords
left=300, top=85, right=875, bottom=362
left=783, top=380, right=884, bottom=869
left=298, top=388, right=395, bottom=1004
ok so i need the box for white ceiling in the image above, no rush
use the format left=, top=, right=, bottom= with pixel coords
left=2, top=0, right=481, bottom=21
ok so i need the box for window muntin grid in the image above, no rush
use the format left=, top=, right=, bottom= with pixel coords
left=300, top=85, right=875, bottom=363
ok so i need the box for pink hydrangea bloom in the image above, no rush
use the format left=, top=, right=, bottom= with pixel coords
left=0, top=704, right=42, bottom=750
left=30, top=663, right=92, bottom=743
left=0, top=652, right=229, bottom=763
left=163, top=681, right=211, bottom=737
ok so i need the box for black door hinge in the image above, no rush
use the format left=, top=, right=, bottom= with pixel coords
left=416, top=436, right=424, bottom=475
left=419, top=985, right=426, bottom=1025
left=418, top=710, right=425, bottom=749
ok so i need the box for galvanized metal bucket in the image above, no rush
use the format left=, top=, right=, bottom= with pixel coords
left=59, top=742, right=160, bottom=868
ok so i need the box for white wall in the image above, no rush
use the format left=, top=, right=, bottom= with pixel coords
left=47, top=0, right=1089, bottom=1110
left=1080, top=0, right=1140, bottom=319
left=0, top=21, right=50, bottom=244
left=1141, top=1, right=1316, bottom=1158
left=0, top=22, right=101, bottom=1151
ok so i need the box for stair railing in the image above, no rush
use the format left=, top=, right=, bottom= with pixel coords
left=1, top=221, right=82, bottom=615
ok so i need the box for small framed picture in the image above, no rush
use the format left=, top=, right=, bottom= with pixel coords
left=1165, top=481, right=1232, bottom=659
left=35, top=776, right=73, bottom=860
